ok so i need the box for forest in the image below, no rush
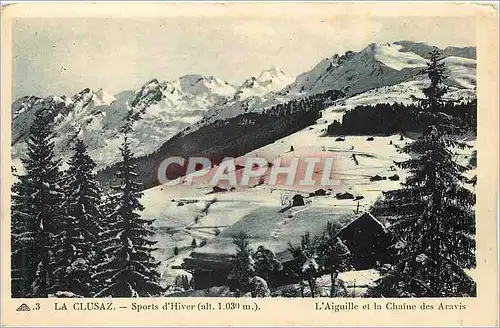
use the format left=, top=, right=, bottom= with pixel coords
left=326, top=99, right=477, bottom=136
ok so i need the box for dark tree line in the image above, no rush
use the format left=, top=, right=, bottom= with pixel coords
left=327, top=100, right=476, bottom=136
left=11, top=113, right=163, bottom=298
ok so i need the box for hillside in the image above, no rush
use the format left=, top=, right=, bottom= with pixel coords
left=281, top=41, right=476, bottom=97
left=138, top=112, right=476, bottom=287
left=10, top=38, right=479, bottom=297
left=11, top=40, right=476, bottom=182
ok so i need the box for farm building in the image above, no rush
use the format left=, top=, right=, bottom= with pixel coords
left=370, top=175, right=386, bottom=182
left=388, top=174, right=400, bottom=181
left=313, top=188, right=327, bottom=196
left=336, top=192, right=354, bottom=200
left=309, top=189, right=327, bottom=197
left=337, top=212, right=390, bottom=270
left=291, top=194, right=305, bottom=206
left=181, top=207, right=390, bottom=290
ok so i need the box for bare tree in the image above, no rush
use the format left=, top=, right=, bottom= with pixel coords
left=280, top=192, right=293, bottom=206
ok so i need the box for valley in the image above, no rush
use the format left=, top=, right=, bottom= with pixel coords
left=11, top=40, right=477, bottom=298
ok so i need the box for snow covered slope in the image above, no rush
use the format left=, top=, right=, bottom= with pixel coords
left=443, top=56, right=477, bottom=89
left=281, top=41, right=475, bottom=98
left=394, top=40, right=476, bottom=60
left=321, top=80, right=477, bottom=124
left=141, top=112, right=476, bottom=284
left=281, top=43, right=424, bottom=97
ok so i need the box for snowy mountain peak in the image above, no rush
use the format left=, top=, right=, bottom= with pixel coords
left=71, top=88, right=93, bottom=103
left=359, top=42, right=428, bottom=71
left=393, top=40, right=476, bottom=60
left=234, top=67, right=294, bottom=101
left=282, top=40, right=476, bottom=97
left=130, top=79, right=164, bottom=109
left=256, top=66, right=291, bottom=85
left=176, top=74, right=236, bottom=97
left=67, top=87, right=117, bottom=108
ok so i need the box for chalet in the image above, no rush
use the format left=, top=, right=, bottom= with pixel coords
left=337, top=212, right=390, bottom=270
left=388, top=174, right=400, bottom=181
left=335, top=137, right=345, bottom=142
left=314, top=188, right=327, bottom=196
left=370, top=175, right=385, bottom=182
left=366, top=137, right=374, bottom=141
left=291, top=194, right=305, bottom=206
left=279, top=194, right=305, bottom=213
left=182, top=253, right=232, bottom=289
left=336, top=192, right=354, bottom=200
left=181, top=209, right=390, bottom=290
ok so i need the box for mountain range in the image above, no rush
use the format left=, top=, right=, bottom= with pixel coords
left=11, top=41, right=477, bottom=182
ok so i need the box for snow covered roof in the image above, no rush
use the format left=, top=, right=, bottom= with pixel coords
left=339, top=212, right=387, bottom=234
left=182, top=206, right=357, bottom=270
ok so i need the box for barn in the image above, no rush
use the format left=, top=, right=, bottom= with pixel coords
left=336, top=192, right=354, bottom=200
left=337, top=212, right=390, bottom=270
left=291, top=194, right=305, bottom=206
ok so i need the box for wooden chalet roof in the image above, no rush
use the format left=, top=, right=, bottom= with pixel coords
left=182, top=206, right=359, bottom=271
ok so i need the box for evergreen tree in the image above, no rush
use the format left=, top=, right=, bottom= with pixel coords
left=229, top=232, right=255, bottom=297
left=253, top=245, right=283, bottom=288
left=93, top=136, right=163, bottom=297
left=11, top=172, right=35, bottom=297
left=367, top=49, right=476, bottom=297
left=288, top=232, right=321, bottom=298
left=94, top=190, right=121, bottom=295
left=51, top=139, right=103, bottom=296
left=11, top=109, right=63, bottom=297
left=420, top=50, right=448, bottom=111
left=317, top=222, right=353, bottom=297
left=191, top=238, right=197, bottom=248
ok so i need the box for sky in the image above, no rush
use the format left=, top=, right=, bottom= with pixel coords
left=12, top=16, right=476, bottom=99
